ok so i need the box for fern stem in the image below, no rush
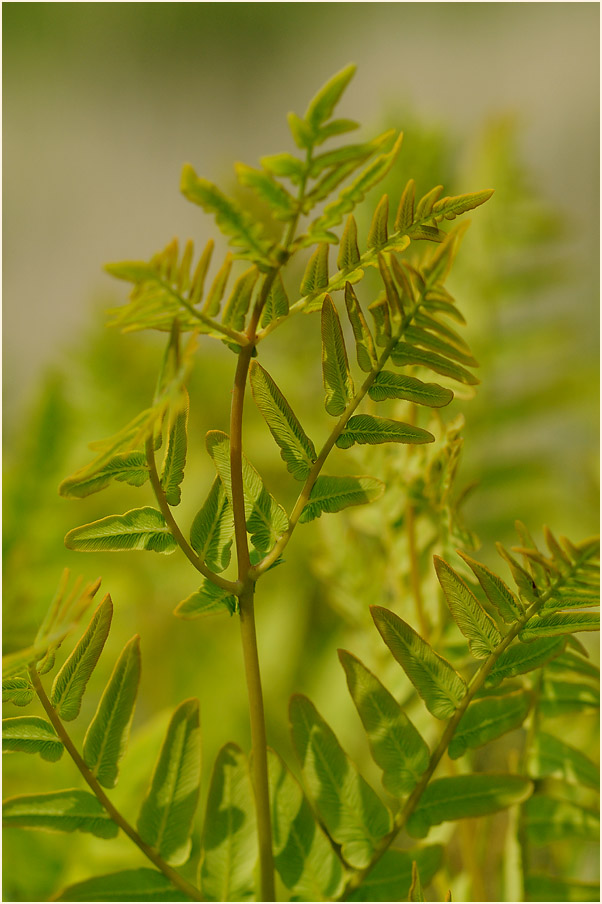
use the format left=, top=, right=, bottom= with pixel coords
left=29, top=666, right=204, bottom=903
left=238, top=581, right=275, bottom=901
left=157, top=278, right=251, bottom=346
left=341, top=555, right=586, bottom=899
left=230, top=272, right=278, bottom=902
left=145, top=438, right=240, bottom=594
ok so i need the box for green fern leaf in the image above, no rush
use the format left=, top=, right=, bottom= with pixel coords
left=367, top=196, right=389, bottom=249
left=368, top=297, right=392, bottom=347
left=58, top=409, right=162, bottom=500
left=314, top=117, right=360, bottom=144
left=301, top=243, right=329, bottom=295
left=338, top=216, right=361, bottom=271
left=180, top=166, right=275, bottom=267
left=304, top=64, right=356, bottom=131
left=137, top=699, right=201, bottom=867
left=422, top=292, right=466, bottom=324
left=268, top=749, right=345, bottom=901
left=431, top=189, right=494, bottom=221
left=299, top=475, right=384, bottom=523
left=82, top=636, right=141, bottom=788
left=53, top=868, right=190, bottom=902
left=287, top=112, right=315, bottom=150
left=448, top=691, right=532, bottom=759
left=308, top=133, right=394, bottom=182
left=2, top=677, right=35, bottom=707
left=65, top=508, right=177, bottom=555
left=415, top=311, right=472, bottom=354
left=289, top=694, right=392, bottom=869
left=407, top=224, right=445, bottom=243
left=160, top=393, right=188, bottom=506
left=434, top=557, right=502, bottom=658
left=174, top=581, right=237, bottom=619
left=249, top=362, right=317, bottom=480
left=371, top=607, right=466, bottom=719
left=391, top=342, right=479, bottom=385
left=50, top=595, right=113, bottom=721
left=519, top=611, right=600, bottom=641
left=260, top=152, right=305, bottom=183
left=394, top=179, right=415, bottom=232
left=59, top=451, right=149, bottom=499
left=407, top=774, right=532, bottom=838
left=260, top=272, right=289, bottom=327
left=377, top=255, right=403, bottom=321
left=310, top=133, right=404, bottom=235
left=221, top=267, right=260, bottom=331
left=409, top=861, right=425, bottom=902
left=202, top=253, right=233, bottom=317
left=414, top=185, right=444, bottom=221
left=344, top=282, right=377, bottom=372
left=336, top=414, right=434, bottom=449
left=486, top=636, right=565, bottom=686
left=404, top=326, right=478, bottom=368
left=457, top=551, right=524, bottom=623
left=200, top=743, right=257, bottom=902
left=188, top=239, right=214, bottom=304
left=206, top=431, right=288, bottom=554
left=322, top=294, right=354, bottom=415
left=104, top=261, right=158, bottom=283
left=190, top=478, right=234, bottom=573
left=2, top=716, right=63, bottom=761
left=2, top=789, right=118, bottom=838
left=339, top=650, right=430, bottom=796
left=496, top=543, right=540, bottom=603
left=368, top=371, right=453, bottom=407
left=235, top=163, right=295, bottom=221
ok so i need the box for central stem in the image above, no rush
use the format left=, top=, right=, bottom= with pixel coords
left=229, top=277, right=277, bottom=902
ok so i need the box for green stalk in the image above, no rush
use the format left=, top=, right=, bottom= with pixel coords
left=229, top=275, right=277, bottom=902
left=29, top=667, right=204, bottom=903
left=227, top=159, right=311, bottom=901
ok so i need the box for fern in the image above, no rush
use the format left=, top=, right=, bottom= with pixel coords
left=4, top=65, right=598, bottom=903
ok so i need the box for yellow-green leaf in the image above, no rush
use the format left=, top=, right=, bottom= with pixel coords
left=299, top=475, right=384, bottom=523
left=83, top=636, right=141, bottom=788
left=372, top=607, right=466, bottom=719
left=321, top=294, right=354, bottom=416
left=250, top=362, right=316, bottom=481
left=336, top=415, right=434, bottom=450
left=290, top=694, right=392, bottom=869
left=137, top=699, right=201, bottom=866
left=434, top=557, right=502, bottom=659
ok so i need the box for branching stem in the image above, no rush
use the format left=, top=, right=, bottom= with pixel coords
left=145, top=438, right=240, bottom=594
left=229, top=272, right=278, bottom=902
left=29, top=667, right=204, bottom=903
left=342, top=558, right=585, bottom=899
left=226, top=160, right=311, bottom=901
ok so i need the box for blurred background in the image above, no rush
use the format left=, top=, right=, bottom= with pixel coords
left=3, top=4, right=599, bottom=901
